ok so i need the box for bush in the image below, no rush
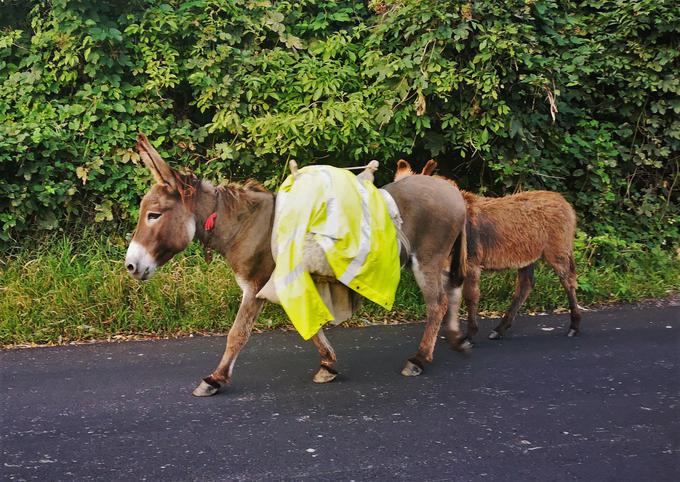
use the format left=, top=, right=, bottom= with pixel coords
left=0, top=0, right=678, bottom=247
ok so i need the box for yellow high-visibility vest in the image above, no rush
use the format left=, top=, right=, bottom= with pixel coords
left=272, top=165, right=400, bottom=340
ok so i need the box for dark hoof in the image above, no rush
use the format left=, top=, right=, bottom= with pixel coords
left=567, top=328, right=578, bottom=337
left=488, top=330, right=502, bottom=340
left=313, top=366, right=338, bottom=384
left=401, top=359, right=423, bottom=377
left=192, top=379, right=221, bottom=397
left=458, top=338, right=474, bottom=352
left=444, top=330, right=470, bottom=352
left=449, top=336, right=473, bottom=353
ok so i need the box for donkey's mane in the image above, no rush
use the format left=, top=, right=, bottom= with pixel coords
left=213, top=179, right=270, bottom=214
left=233, top=179, right=268, bottom=193
left=216, top=179, right=268, bottom=198
left=171, top=169, right=270, bottom=215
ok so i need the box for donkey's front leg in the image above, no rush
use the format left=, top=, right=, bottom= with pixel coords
left=192, top=290, right=265, bottom=397
left=311, top=329, right=338, bottom=383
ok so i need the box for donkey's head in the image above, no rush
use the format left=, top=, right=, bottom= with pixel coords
left=125, top=133, right=198, bottom=280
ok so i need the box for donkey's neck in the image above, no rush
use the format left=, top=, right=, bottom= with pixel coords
left=193, top=180, right=275, bottom=285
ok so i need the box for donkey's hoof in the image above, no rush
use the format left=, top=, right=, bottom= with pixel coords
left=313, top=366, right=338, bottom=384
left=401, top=359, right=423, bottom=377
left=567, top=328, right=578, bottom=337
left=488, top=330, right=502, bottom=340
left=192, top=379, right=221, bottom=397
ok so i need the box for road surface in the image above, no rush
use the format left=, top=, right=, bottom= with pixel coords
left=2, top=304, right=679, bottom=481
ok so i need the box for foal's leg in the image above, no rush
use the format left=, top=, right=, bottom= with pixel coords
left=489, top=264, right=535, bottom=339
left=461, top=266, right=482, bottom=342
left=442, top=278, right=471, bottom=351
left=311, top=329, right=338, bottom=383
left=548, top=254, right=581, bottom=337
left=192, top=289, right=264, bottom=397
left=401, top=258, right=449, bottom=376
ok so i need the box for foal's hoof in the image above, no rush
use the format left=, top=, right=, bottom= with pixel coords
left=488, top=330, right=502, bottom=340
left=444, top=330, right=470, bottom=352
left=567, top=328, right=578, bottom=337
left=458, top=338, right=474, bottom=352
left=313, top=366, right=338, bottom=384
left=449, top=337, right=473, bottom=353
left=192, top=378, right=221, bottom=397
left=401, top=359, right=423, bottom=377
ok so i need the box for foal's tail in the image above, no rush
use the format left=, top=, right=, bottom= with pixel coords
left=449, top=219, right=468, bottom=287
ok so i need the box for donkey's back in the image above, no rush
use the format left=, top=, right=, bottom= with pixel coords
left=387, top=175, right=467, bottom=252
left=467, top=190, right=576, bottom=270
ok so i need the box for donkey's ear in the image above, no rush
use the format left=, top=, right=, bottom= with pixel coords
left=395, top=159, right=414, bottom=181
left=421, top=159, right=437, bottom=176
left=136, top=133, right=177, bottom=189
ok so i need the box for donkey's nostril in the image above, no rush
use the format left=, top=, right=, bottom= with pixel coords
left=126, top=263, right=135, bottom=273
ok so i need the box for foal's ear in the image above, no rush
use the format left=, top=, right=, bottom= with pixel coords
left=421, top=159, right=437, bottom=176
left=136, top=133, right=177, bottom=189
left=395, top=159, right=414, bottom=181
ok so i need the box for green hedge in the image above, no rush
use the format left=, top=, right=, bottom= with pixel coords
left=1, top=0, right=678, bottom=247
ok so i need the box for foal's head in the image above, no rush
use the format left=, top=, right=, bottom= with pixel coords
left=125, top=133, right=197, bottom=280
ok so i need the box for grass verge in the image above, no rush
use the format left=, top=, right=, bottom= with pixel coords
left=1, top=230, right=678, bottom=346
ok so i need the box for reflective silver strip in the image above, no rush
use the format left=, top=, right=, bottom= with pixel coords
left=321, top=195, right=340, bottom=239
left=274, top=263, right=305, bottom=291
left=314, top=234, right=336, bottom=254
left=338, top=178, right=371, bottom=285
left=314, top=168, right=341, bottom=241
left=379, top=188, right=406, bottom=258
left=275, top=226, right=306, bottom=258
left=271, top=191, right=289, bottom=256
left=379, top=189, right=400, bottom=224
left=274, top=191, right=289, bottom=219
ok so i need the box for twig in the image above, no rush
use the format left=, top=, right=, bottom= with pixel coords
left=543, top=82, right=558, bottom=123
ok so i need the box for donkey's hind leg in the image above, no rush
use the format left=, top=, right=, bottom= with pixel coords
left=401, top=258, right=449, bottom=377
left=489, top=264, right=535, bottom=340
left=311, top=329, right=338, bottom=383
left=547, top=254, right=581, bottom=337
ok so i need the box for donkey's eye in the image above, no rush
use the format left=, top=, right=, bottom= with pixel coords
left=147, top=212, right=162, bottom=221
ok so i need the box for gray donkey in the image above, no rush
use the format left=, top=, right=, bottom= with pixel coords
left=125, top=134, right=468, bottom=396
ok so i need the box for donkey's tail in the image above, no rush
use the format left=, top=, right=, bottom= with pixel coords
left=449, top=219, right=468, bottom=287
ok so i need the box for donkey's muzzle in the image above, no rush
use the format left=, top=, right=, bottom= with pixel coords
left=125, top=241, right=157, bottom=280
left=125, top=261, right=150, bottom=280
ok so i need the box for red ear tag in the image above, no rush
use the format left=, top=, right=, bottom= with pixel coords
left=204, top=212, right=217, bottom=231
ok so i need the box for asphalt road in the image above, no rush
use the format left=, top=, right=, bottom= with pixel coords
left=2, top=304, right=679, bottom=481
